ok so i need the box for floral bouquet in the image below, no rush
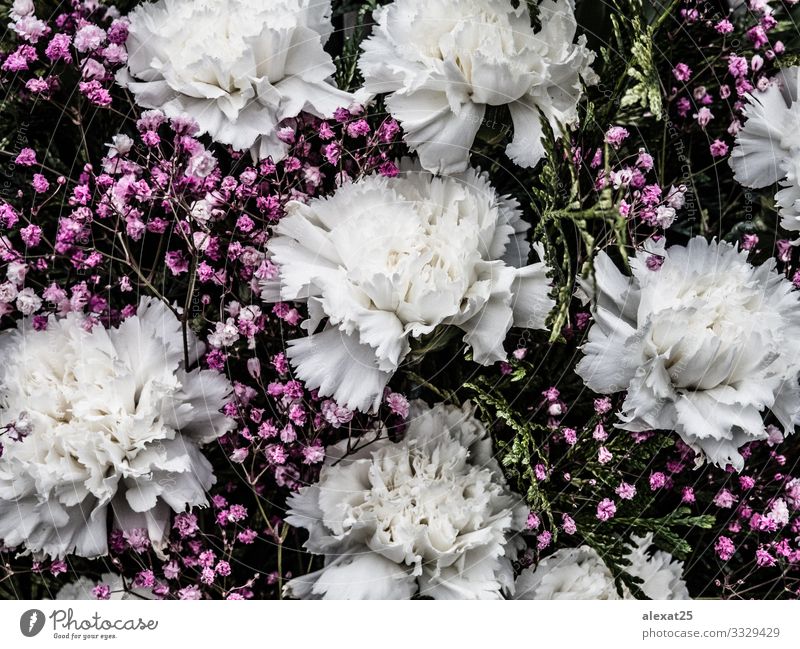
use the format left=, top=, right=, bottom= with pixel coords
left=1, top=0, right=800, bottom=603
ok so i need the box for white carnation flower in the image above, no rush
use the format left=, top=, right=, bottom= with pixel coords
left=0, top=298, right=234, bottom=559
left=516, top=534, right=689, bottom=600
left=118, top=0, right=352, bottom=161
left=262, top=160, right=555, bottom=411
left=575, top=236, right=800, bottom=470
left=358, top=0, right=597, bottom=173
left=55, top=572, right=150, bottom=600
left=515, top=546, right=621, bottom=599
left=730, top=67, right=800, bottom=235
left=284, top=400, right=528, bottom=599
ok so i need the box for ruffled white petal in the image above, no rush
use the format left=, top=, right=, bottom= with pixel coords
left=730, top=66, right=800, bottom=233
left=286, top=326, right=393, bottom=412
left=385, top=91, right=485, bottom=175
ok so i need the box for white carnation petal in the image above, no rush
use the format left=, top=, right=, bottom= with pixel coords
left=285, top=554, right=417, bottom=600
left=577, top=235, right=800, bottom=468
left=511, top=262, right=556, bottom=329
left=286, top=327, right=393, bottom=412
left=730, top=83, right=797, bottom=188
left=358, top=0, right=595, bottom=172
left=264, top=164, right=554, bottom=411
left=386, top=90, right=484, bottom=174
left=506, top=98, right=547, bottom=169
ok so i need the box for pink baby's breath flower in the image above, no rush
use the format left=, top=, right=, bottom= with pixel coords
left=20, top=224, right=41, bottom=247
left=755, top=548, right=776, bottom=567
left=178, top=586, right=202, bottom=600
left=123, top=528, right=150, bottom=553
left=238, top=529, right=257, bottom=544
left=346, top=119, right=370, bottom=138
left=386, top=392, right=410, bottom=418
left=379, top=160, right=399, bottom=177
left=673, top=63, right=692, bottom=81
left=646, top=255, right=664, bottom=271
left=649, top=472, right=667, bottom=490
left=165, top=250, right=190, bottom=275
left=92, top=584, right=111, bottom=600
left=561, top=514, right=577, bottom=535
left=605, top=126, right=629, bottom=149
left=593, top=397, right=612, bottom=414
left=174, top=512, right=199, bottom=538
left=596, top=498, right=616, bottom=521
left=49, top=560, right=67, bottom=576
left=14, top=148, right=37, bottom=166
left=694, top=107, right=714, bottom=128
left=715, top=19, right=733, bottom=34
left=74, top=24, right=106, bottom=53
left=230, top=447, right=249, bottom=463
left=742, top=233, right=759, bottom=251
left=713, top=489, right=737, bottom=508
left=134, top=569, right=155, bottom=589
left=267, top=444, right=287, bottom=465
left=710, top=139, right=728, bottom=157
left=32, top=173, right=49, bottom=193
left=302, top=443, right=325, bottom=465
left=537, top=531, right=552, bottom=550
left=163, top=562, right=180, bottom=580
left=715, top=536, right=735, bottom=561
left=616, top=482, right=636, bottom=500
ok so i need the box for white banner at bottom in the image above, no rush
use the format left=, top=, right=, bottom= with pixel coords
left=0, top=600, right=797, bottom=648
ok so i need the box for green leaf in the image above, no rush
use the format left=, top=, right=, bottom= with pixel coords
left=619, top=19, right=664, bottom=121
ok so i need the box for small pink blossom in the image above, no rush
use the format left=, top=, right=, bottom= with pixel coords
left=14, top=148, right=37, bottom=166
left=715, top=536, right=735, bottom=561
left=596, top=498, right=616, bottom=521
left=673, top=63, right=692, bottom=81
left=616, top=482, right=636, bottom=500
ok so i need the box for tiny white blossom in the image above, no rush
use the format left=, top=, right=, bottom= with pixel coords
left=766, top=498, right=790, bottom=526
left=15, top=287, right=41, bottom=315
left=6, top=260, right=27, bottom=285
left=0, top=282, right=18, bottom=304
left=207, top=318, right=240, bottom=349
left=10, top=0, right=35, bottom=18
